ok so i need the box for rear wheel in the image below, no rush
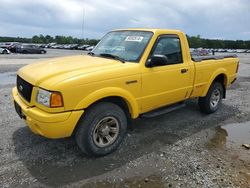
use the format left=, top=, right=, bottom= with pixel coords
left=75, top=102, right=127, bottom=157
left=3, top=50, right=8, bottom=54
left=199, top=82, right=223, bottom=114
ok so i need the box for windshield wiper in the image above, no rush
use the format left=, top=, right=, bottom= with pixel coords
left=99, top=53, right=125, bottom=63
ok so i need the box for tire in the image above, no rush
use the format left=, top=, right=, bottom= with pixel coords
left=75, top=102, right=127, bottom=157
left=3, top=50, right=8, bottom=54
left=199, top=82, right=223, bottom=114
left=40, top=50, right=46, bottom=54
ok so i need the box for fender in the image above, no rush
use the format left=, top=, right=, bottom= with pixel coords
left=75, top=87, right=139, bottom=119
left=201, top=68, right=228, bottom=97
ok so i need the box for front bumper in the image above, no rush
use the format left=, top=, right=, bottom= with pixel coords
left=12, top=87, right=84, bottom=139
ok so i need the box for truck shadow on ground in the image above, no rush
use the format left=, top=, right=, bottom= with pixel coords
left=12, top=100, right=239, bottom=187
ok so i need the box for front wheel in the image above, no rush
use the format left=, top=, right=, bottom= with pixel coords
left=199, top=82, right=223, bottom=114
left=75, top=102, right=127, bottom=157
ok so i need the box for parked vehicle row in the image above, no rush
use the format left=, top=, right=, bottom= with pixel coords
left=0, top=42, right=46, bottom=54
left=207, top=48, right=250, bottom=53
left=46, top=43, right=95, bottom=51
left=1, top=41, right=249, bottom=55
left=0, top=41, right=95, bottom=54
left=190, top=48, right=211, bottom=56
left=190, top=47, right=250, bottom=56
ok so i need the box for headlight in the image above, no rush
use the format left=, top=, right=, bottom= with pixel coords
left=36, top=88, right=63, bottom=108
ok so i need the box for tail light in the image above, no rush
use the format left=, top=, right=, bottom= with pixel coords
left=236, top=61, right=239, bottom=73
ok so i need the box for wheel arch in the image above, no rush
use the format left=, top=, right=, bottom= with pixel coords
left=202, top=70, right=228, bottom=98
left=75, top=87, right=139, bottom=119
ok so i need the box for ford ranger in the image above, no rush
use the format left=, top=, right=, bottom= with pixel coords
left=12, top=29, right=239, bottom=156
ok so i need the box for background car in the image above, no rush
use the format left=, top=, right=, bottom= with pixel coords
left=7, top=43, right=22, bottom=53
left=17, top=44, right=47, bottom=54
left=0, top=47, right=10, bottom=54
left=191, top=48, right=210, bottom=56
left=78, top=44, right=90, bottom=50
left=0, top=42, right=19, bottom=49
left=86, top=46, right=95, bottom=51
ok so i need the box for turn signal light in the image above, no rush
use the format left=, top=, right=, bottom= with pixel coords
left=50, top=92, right=63, bottom=108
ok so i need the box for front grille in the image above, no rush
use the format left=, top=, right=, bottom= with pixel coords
left=17, top=75, right=33, bottom=102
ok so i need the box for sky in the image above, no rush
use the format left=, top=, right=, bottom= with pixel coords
left=0, top=0, right=249, bottom=40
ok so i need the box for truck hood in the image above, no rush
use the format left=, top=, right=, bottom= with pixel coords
left=18, top=55, right=123, bottom=87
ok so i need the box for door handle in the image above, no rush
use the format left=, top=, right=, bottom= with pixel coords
left=181, top=68, right=188, bottom=74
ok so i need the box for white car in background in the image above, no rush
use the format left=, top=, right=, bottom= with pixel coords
left=86, top=46, right=95, bottom=51
left=0, top=47, right=10, bottom=54
left=236, top=49, right=246, bottom=53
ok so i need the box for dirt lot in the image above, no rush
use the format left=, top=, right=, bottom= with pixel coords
left=0, top=50, right=249, bottom=188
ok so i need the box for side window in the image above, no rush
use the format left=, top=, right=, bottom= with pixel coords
left=151, top=36, right=183, bottom=65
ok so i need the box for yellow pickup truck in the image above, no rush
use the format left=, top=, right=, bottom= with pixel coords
left=13, top=29, right=239, bottom=156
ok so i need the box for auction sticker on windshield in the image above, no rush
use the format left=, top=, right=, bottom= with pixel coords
left=125, top=36, right=144, bottom=42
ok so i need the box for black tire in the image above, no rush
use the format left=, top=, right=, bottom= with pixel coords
left=3, top=50, right=8, bottom=54
left=199, top=82, right=223, bottom=114
left=75, top=102, right=127, bottom=157
left=40, top=50, right=46, bottom=54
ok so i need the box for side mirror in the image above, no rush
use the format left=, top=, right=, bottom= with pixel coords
left=146, top=55, right=168, bottom=67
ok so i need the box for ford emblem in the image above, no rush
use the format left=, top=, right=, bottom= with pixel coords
left=19, top=85, right=23, bottom=91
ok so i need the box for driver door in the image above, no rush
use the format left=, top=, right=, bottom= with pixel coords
left=140, top=35, right=193, bottom=112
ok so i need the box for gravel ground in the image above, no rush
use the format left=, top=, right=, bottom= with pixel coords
left=0, top=50, right=249, bottom=187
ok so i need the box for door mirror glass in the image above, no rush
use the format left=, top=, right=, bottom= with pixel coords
left=146, top=54, right=168, bottom=67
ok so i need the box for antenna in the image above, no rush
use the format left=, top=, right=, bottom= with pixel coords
left=81, top=2, right=85, bottom=41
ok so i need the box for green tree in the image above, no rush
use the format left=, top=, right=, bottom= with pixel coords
left=32, top=35, right=43, bottom=43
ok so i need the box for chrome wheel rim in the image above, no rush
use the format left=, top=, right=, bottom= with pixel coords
left=93, top=116, right=119, bottom=147
left=210, top=88, right=221, bottom=108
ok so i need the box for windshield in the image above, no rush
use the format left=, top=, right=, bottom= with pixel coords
left=92, top=31, right=153, bottom=62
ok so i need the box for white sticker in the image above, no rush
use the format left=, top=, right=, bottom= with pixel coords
left=125, top=36, right=144, bottom=42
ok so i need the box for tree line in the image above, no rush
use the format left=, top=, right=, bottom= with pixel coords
left=187, top=35, right=250, bottom=49
left=0, top=34, right=250, bottom=49
left=0, top=35, right=99, bottom=46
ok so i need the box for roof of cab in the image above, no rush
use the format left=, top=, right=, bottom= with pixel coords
left=112, top=28, right=183, bottom=33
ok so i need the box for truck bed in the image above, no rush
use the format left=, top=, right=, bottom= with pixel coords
left=192, top=54, right=237, bottom=62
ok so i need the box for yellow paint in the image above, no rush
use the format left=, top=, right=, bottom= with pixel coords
left=13, top=87, right=83, bottom=138
left=13, top=29, right=239, bottom=138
